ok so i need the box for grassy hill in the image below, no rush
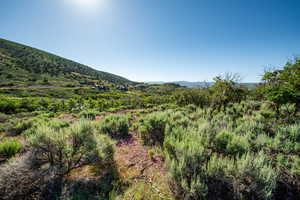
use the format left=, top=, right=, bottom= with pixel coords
left=0, top=38, right=135, bottom=87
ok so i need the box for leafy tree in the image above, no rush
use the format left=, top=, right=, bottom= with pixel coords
left=262, top=59, right=300, bottom=113
left=173, top=88, right=210, bottom=108
left=210, top=73, right=246, bottom=111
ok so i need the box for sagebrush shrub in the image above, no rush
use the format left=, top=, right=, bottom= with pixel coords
left=226, top=134, right=249, bottom=155
left=9, top=118, right=36, bottom=135
left=28, top=120, right=114, bottom=175
left=164, top=122, right=214, bottom=199
left=291, top=156, right=300, bottom=175
left=79, top=109, right=99, bottom=120
left=225, top=151, right=278, bottom=199
left=0, top=138, right=22, bottom=158
left=253, top=133, right=271, bottom=151
left=214, top=130, right=249, bottom=156
left=139, top=112, right=169, bottom=145
left=214, top=130, right=234, bottom=152
left=99, top=114, right=129, bottom=138
left=235, top=119, right=267, bottom=137
left=272, top=124, right=300, bottom=153
left=48, top=119, right=70, bottom=130
left=166, top=137, right=209, bottom=199
left=23, top=118, right=69, bottom=136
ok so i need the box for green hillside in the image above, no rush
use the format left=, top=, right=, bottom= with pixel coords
left=0, top=38, right=135, bottom=87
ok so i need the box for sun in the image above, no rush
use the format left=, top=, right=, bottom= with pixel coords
left=65, top=0, right=106, bottom=15
left=73, top=0, right=99, bottom=7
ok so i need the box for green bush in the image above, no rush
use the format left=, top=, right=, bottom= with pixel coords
left=163, top=107, right=279, bottom=199
left=235, top=119, right=268, bottom=138
left=23, top=118, right=69, bottom=136
left=214, top=130, right=234, bottom=152
left=79, top=109, right=99, bottom=120
left=226, top=134, right=249, bottom=155
left=214, top=130, right=249, bottom=155
left=139, top=112, right=169, bottom=145
left=48, top=119, right=70, bottom=130
left=0, top=138, right=22, bottom=158
left=165, top=135, right=209, bottom=199
left=13, top=118, right=35, bottom=135
left=253, top=134, right=271, bottom=151
left=164, top=122, right=213, bottom=199
left=99, top=114, right=129, bottom=138
left=225, top=151, right=278, bottom=199
left=272, top=124, right=300, bottom=153
left=28, top=120, right=114, bottom=175
left=0, top=113, right=9, bottom=122
left=291, top=156, right=300, bottom=175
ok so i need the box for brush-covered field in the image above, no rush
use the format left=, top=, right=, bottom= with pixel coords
left=0, top=60, right=299, bottom=200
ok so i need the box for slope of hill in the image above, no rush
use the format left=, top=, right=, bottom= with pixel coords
left=0, top=38, right=135, bottom=87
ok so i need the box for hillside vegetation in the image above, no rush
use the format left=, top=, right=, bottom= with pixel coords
left=0, top=38, right=134, bottom=87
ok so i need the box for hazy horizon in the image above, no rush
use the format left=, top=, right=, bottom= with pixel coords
left=1, top=0, right=300, bottom=82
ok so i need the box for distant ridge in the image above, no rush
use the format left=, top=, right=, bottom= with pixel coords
left=147, top=81, right=258, bottom=88
left=0, top=38, right=135, bottom=87
left=147, top=81, right=214, bottom=88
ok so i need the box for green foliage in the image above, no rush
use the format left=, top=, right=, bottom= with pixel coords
left=13, top=118, right=36, bottom=135
left=161, top=103, right=285, bottom=199
left=214, top=130, right=249, bottom=155
left=139, top=112, right=169, bottom=145
left=262, top=59, right=300, bottom=110
left=99, top=115, right=129, bottom=138
left=0, top=138, right=22, bottom=158
left=0, top=95, right=39, bottom=114
left=272, top=123, right=300, bottom=153
left=210, top=74, right=247, bottom=110
left=219, top=152, right=277, bottom=199
left=28, top=120, right=114, bottom=175
left=291, top=156, right=300, bottom=175
left=79, top=109, right=99, bottom=120
left=173, top=88, right=210, bottom=107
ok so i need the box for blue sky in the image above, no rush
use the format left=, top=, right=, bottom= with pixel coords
left=1, top=0, right=300, bottom=82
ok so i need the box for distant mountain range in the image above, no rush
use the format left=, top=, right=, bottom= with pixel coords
left=146, top=81, right=258, bottom=88
left=0, top=38, right=135, bottom=87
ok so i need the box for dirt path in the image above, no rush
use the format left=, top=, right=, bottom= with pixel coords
left=95, top=108, right=146, bottom=120
left=114, top=133, right=172, bottom=199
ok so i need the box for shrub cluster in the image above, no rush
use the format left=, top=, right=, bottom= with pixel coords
left=28, top=120, right=114, bottom=175
left=138, top=99, right=300, bottom=199
left=139, top=112, right=169, bottom=145
left=79, top=109, right=99, bottom=120
left=99, top=114, right=129, bottom=138
left=0, top=138, right=22, bottom=158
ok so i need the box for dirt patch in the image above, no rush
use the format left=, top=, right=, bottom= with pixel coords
left=95, top=108, right=146, bottom=121
left=56, top=114, right=78, bottom=123
left=115, top=134, right=169, bottom=184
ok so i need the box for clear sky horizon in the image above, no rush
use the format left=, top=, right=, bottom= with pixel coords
left=1, top=0, right=300, bottom=82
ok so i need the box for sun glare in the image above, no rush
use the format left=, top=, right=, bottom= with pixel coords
left=73, top=0, right=99, bottom=7
left=66, top=0, right=106, bottom=14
